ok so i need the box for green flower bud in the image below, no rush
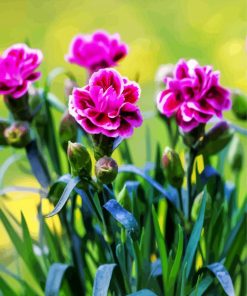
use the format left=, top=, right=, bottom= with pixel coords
left=59, top=111, right=78, bottom=151
left=4, top=121, right=31, bottom=148
left=0, top=119, right=10, bottom=146
left=117, top=185, right=132, bottom=212
left=232, top=90, right=247, bottom=120
left=95, top=156, right=118, bottom=184
left=162, top=147, right=184, bottom=188
left=196, top=121, right=233, bottom=156
left=67, top=141, right=92, bottom=178
left=227, top=136, right=244, bottom=172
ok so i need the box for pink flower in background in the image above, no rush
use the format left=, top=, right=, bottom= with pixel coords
left=0, top=44, right=43, bottom=99
left=157, top=59, right=231, bottom=132
left=65, top=31, right=128, bottom=73
left=69, top=68, right=142, bottom=138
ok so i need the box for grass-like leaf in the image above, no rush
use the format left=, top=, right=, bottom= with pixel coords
left=45, top=176, right=80, bottom=217
left=92, top=263, right=116, bottom=296
left=127, top=289, right=158, bottom=296
left=104, top=199, right=139, bottom=240
left=152, top=206, right=168, bottom=295
left=182, top=189, right=206, bottom=280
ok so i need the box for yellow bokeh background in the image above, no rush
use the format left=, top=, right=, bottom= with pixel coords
left=0, top=0, right=246, bottom=257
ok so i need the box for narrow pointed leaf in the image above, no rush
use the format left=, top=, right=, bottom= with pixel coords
left=182, top=190, right=206, bottom=279
left=104, top=199, right=139, bottom=240
left=189, top=275, right=213, bottom=296
left=92, top=263, right=116, bottom=296
left=127, top=289, right=158, bottom=296
left=206, top=262, right=235, bottom=296
left=45, top=176, right=80, bottom=218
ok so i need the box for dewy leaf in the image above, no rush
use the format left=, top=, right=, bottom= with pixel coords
left=45, top=176, right=80, bottom=218
left=127, top=289, right=158, bottom=296
left=45, top=263, right=81, bottom=296
left=206, top=262, right=235, bottom=296
left=26, top=140, right=51, bottom=188
left=119, top=165, right=177, bottom=207
left=92, top=263, right=116, bottom=296
left=103, top=199, right=139, bottom=240
left=182, top=189, right=207, bottom=279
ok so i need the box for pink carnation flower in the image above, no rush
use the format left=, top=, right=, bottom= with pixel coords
left=0, top=44, right=43, bottom=99
left=69, top=68, right=143, bottom=138
left=65, top=31, right=128, bottom=73
left=157, top=59, right=231, bottom=132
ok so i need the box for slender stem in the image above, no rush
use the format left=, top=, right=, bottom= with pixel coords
left=177, top=188, right=183, bottom=213
left=133, top=240, right=142, bottom=291
left=187, top=149, right=196, bottom=220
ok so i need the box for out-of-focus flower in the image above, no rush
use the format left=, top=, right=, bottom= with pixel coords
left=65, top=31, right=128, bottom=73
left=69, top=68, right=143, bottom=138
left=95, top=156, right=118, bottom=184
left=67, top=141, right=92, bottom=178
left=155, top=64, right=174, bottom=89
left=4, top=121, right=31, bottom=148
left=0, top=44, right=43, bottom=99
left=157, top=59, right=231, bottom=132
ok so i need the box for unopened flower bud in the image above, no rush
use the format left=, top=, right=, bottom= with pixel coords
left=117, top=185, right=132, bottom=212
left=4, top=121, right=31, bottom=148
left=232, top=90, right=247, bottom=120
left=228, top=136, right=244, bottom=172
left=67, top=141, right=92, bottom=178
left=162, top=147, right=184, bottom=188
left=64, top=78, right=77, bottom=98
left=197, top=121, right=233, bottom=156
left=59, top=111, right=78, bottom=151
left=95, top=156, right=118, bottom=184
left=0, top=119, right=10, bottom=146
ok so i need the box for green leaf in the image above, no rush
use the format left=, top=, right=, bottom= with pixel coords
left=45, top=176, right=80, bottom=217
left=0, top=276, right=18, bottom=296
left=206, top=262, right=235, bottom=296
left=92, top=263, right=116, bottom=296
left=26, top=140, right=51, bottom=188
left=0, top=154, right=23, bottom=188
left=127, top=289, right=158, bottom=296
left=182, top=189, right=206, bottom=279
left=152, top=206, right=168, bottom=295
left=168, top=224, right=183, bottom=292
left=0, top=265, right=39, bottom=296
left=119, top=165, right=177, bottom=207
left=104, top=199, right=139, bottom=240
left=189, top=275, right=213, bottom=296
left=45, top=263, right=81, bottom=296
left=46, top=92, right=66, bottom=113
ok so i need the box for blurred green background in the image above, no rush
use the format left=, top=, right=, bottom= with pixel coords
left=0, top=0, right=246, bottom=247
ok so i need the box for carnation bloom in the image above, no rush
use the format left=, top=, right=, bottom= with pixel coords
left=69, top=68, right=142, bottom=138
left=157, top=59, right=231, bottom=132
left=0, top=44, right=43, bottom=99
left=65, top=30, right=128, bottom=73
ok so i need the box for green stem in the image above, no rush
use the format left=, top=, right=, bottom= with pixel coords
left=133, top=240, right=142, bottom=291
left=187, top=149, right=196, bottom=220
